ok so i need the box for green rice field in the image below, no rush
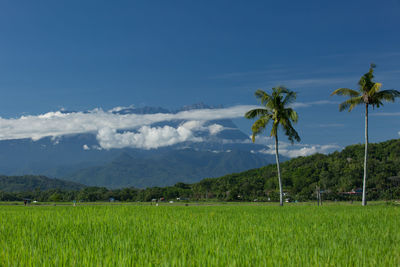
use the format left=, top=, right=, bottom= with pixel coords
left=0, top=203, right=399, bottom=266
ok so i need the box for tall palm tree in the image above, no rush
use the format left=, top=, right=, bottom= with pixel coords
left=245, top=87, right=300, bottom=206
left=331, top=64, right=400, bottom=206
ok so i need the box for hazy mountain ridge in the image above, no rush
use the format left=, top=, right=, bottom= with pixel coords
left=64, top=149, right=273, bottom=188
left=0, top=175, right=85, bottom=193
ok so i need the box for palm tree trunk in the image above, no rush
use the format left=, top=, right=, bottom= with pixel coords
left=275, top=135, right=283, bottom=206
left=362, top=104, right=368, bottom=206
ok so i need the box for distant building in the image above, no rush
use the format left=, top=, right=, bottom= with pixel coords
left=341, top=188, right=362, bottom=195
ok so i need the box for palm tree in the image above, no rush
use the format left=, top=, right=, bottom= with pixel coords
left=245, top=87, right=300, bottom=206
left=331, top=64, right=400, bottom=206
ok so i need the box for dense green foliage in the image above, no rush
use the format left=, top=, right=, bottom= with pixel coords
left=0, top=204, right=399, bottom=266
left=1, top=139, right=400, bottom=203
left=193, top=138, right=400, bottom=201
left=0, top=175, right=85, bottom=193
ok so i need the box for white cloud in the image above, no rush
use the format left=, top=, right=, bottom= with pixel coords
left=108, top=104, right=135, bottom=113
left=51, top=136, right=61, bottom=145
left=208, top=124, right=224, bottom=135
left=95, top=120, right=227, bottom=150
left=0, top=105, right=254, bottom=143
left=244, top=134, right=340, bottom=158
left=181, top=120, right=203, bottom=130
left=97, top=124, right=203, bottom=150
left=83, top=144, right=90, bottom=150
left=257, top=142, right=340, bottom=158
left=0, top=103, right=342, bottom=150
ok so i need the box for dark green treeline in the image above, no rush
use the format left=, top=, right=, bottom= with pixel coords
left=1, top=139, right=400, bottom=202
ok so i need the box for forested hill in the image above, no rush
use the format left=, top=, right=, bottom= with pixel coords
left=193, top=138, right=400, bottom=200
left=0, top=175, right=86, bottom=192
left=1, top=139, right=399, bottom=202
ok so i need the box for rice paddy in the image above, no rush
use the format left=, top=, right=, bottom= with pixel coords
left=0, top=203, right=399, bottom=266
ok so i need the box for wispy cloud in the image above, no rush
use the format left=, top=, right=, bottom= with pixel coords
left=321, top=51, right=400, bottom=60
left=268, top=77, right=357, bottom=88
left=107, top=105, right=135, bottom=113
left=211, top=67, right=289, bottom=80
left=373, top=52, right=400, bottom=58
left=317, top=123, right=345, bottom=128
left=291, top=100, right=339, bottom=108
left=371, top=112, right=400, bottom=116
left=212, top=64, right=359, bottom=89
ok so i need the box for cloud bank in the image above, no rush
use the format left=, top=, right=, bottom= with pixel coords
left=0, top=105, right=256, bottom=149
left=0, top=103, right=338, bottom=151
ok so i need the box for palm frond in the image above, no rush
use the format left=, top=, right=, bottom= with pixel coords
left=370, top=89, right=400, bottom=108
left=282, top=90, right=297, bottom=106
left=368, top=82, right=382, bottom=96
left=251, top=116, right=272, bottom=142
left=275, top=86, right=290, bottom=95
left=244, top=108, right=270, bottom=119
left=280, top=119, right=301, bottom=143
left=266, top=98, right=277, bottom=111
left=280, top=108, right=299, bottom=123
left=270, top=120, right=279, bottom=138
left=358, top=63, right=376, bottom=92
left=331, top=88, right=360, bottom=97
left=254, top=89, right=266, bottom=99
left=338, top=97, right=364, bottom=112
left=288, top=109, right=299, bottom=123
left=374, top=89, right=400, bottom=101
left=255, top=90, right=272, bottom=106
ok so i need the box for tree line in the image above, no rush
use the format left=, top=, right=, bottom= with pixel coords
left=1, top=138, right=400, bottom=203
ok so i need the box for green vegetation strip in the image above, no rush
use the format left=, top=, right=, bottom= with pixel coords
left=0, top=204, right=399, bottom=266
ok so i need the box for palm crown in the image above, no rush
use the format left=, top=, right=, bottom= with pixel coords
left=245, top=87, right=300, bottom=143
left=331, top=64, right=400, bottom=110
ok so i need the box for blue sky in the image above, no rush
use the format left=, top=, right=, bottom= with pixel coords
left=0, top=0, right=399, bottom=152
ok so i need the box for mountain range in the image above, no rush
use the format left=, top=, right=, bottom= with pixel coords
left=0, top=104, right=280, bottom=188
